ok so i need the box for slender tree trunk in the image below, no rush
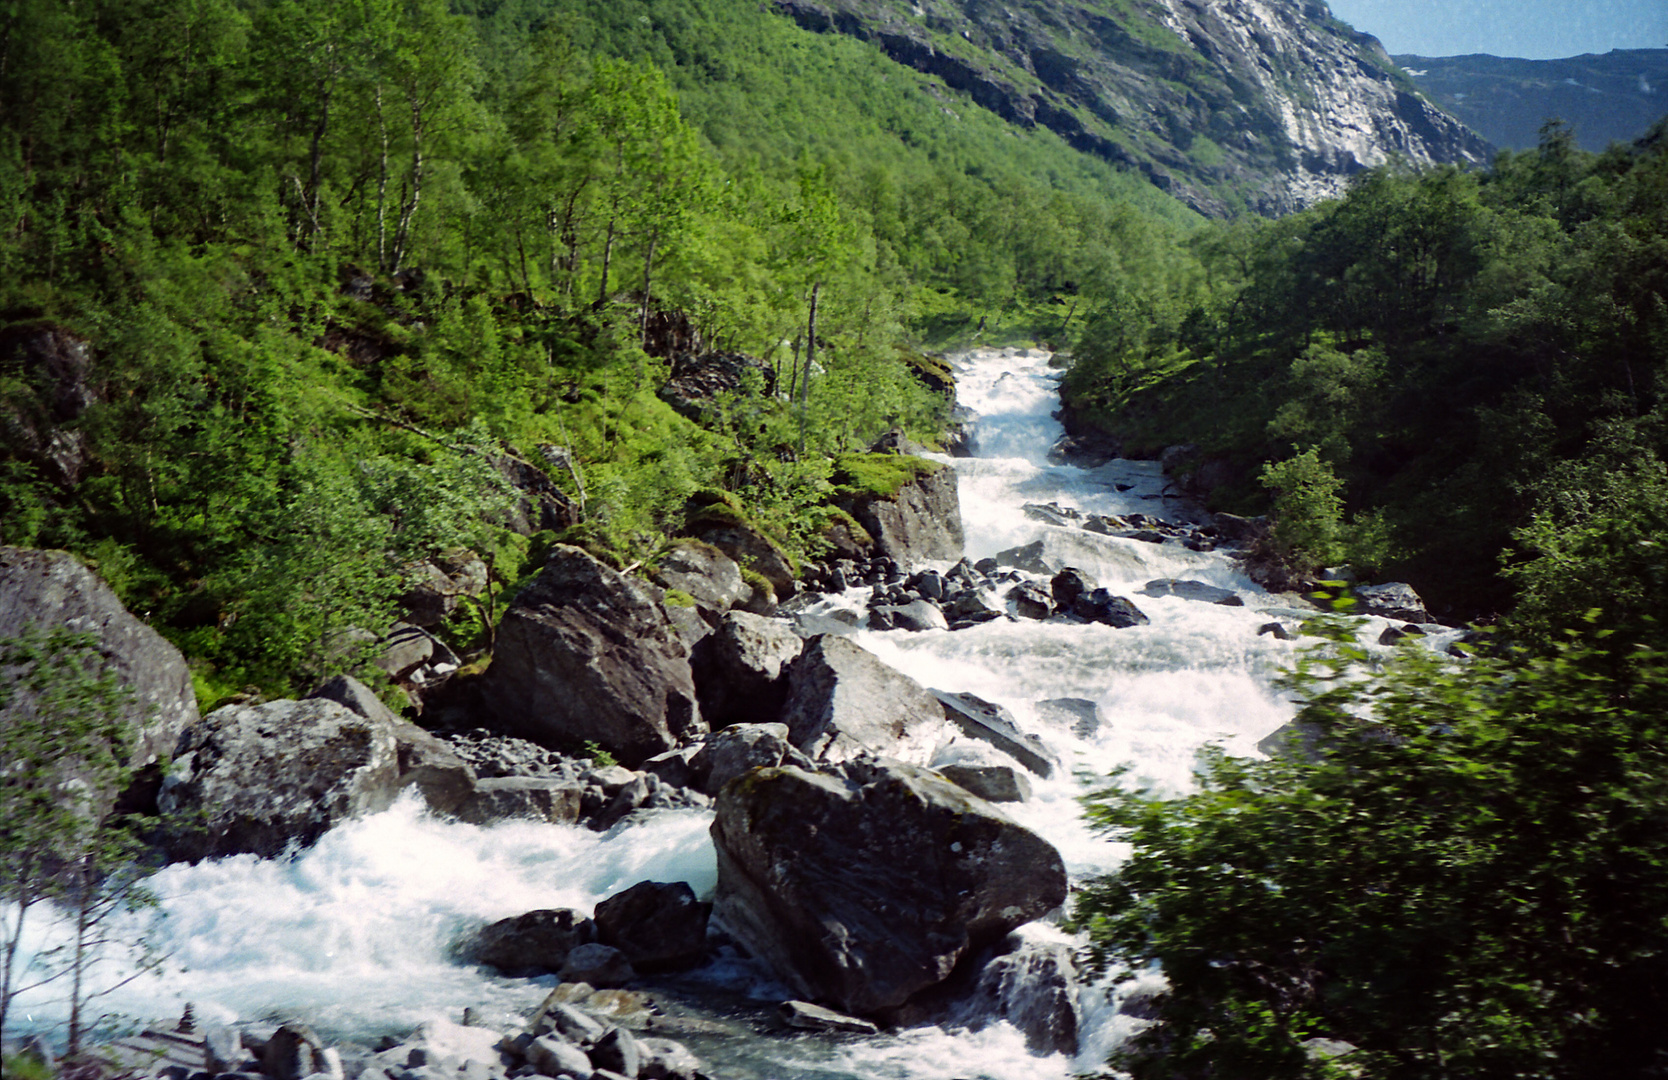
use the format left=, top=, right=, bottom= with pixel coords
left=596, top=216, right=616, bottom=308
left=639, top=233, right=659, bottom=348
left=308, top=79, right=332, bottom=241
left=800, top=281, right=820, bottom=453
left=392, top=105, right=424, bottom=273
left=376, top=84, right=389, bottom=270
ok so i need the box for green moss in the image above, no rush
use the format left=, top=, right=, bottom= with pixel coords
left=663, top=588, right=697, bottom=608
left=821, top=505, right=875, bottom=544
left=832, top=453, right=944, bottom=500
left=739, top=566, right=776, bottom=599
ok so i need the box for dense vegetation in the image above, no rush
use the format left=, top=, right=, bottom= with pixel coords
left=1063, top=119, right=1668, bottom=630
left=0, top=0, right=1192, bottom=699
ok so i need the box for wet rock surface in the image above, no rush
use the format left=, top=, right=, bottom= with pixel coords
left=710, top=756, right=1067, bottom=1016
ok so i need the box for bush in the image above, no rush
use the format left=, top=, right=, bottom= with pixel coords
left=1073, top=616, right=1668, bottom=1079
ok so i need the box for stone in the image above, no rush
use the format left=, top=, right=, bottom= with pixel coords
left=559, top=943, right=635, bottom=988
left=692, top=723, right=799, bottom=794
left=1138, top=578, right=1244, bottom=606
left=306, top=674, right=399, bottom=724
left=1258, top=622, right=1294, bottom=640
left=594, top=880, right=711, bottom=972
left=1036, top=697, right=1102, bottom=739
left=965, top=934, right=1081, bottom=1056
left=1006, top=582, right=1053, bottom=620
left=682, top=496, right=798, bottom=601
left=528, top=1000, right=606, bottom=1046
left=937, top=763, right=1031, bottom=803
left=158, top=699, right=402, bottom=861
left=835, top=460, right=965, bottom=569
left=399, top=550, right=489, bottom=627
left=942, top=589, right=1006, bottom=627
left=525, top=1036, right=592, bottom=1079
left=0, top=546, right=198, bottom=793
left=1021, top=502, right=1080, bottom=527
left=931, top=690, right=1055, bottom=778
left=389, top=722, right=477, bottom=814
left=873, top=598, right=949, bottom=632
left=1049, top=567, right=1096, bottom=611
left=651, top=539, right=748, bottom=614
left=1354, top=582, right=1431, bottom=622
left=1072, top=589, right=1150, bottom=628
left=376, top=623, right=459, bottom=683
left=479, top=546, right=704, bottom=766
left=636, top=1038, right=702, bottom=1080
left=779, top=636, right=947, bottom=765
left=264, top=1024, right=335, bottom=1080
left=0, top=325, right=102, bottom=487
left=657, top=351, right=775, bottom=421
left=586, top=1028, right=640, bottom=1078
left=688, top=611, right=803, bottom=729
left=202, top=1023, right=243, bottom=1075
left=469, top=909, right=596, bottom=975
left=640, top=745, right=702, bottom=790
left=711, top=758, right=1067, bottom=1015
left=992, top=540, right=1055, bottom=575
left=454, top=777, right=583, bottom=825
left=779, top=1001, right=880, bottom=1035
left=1211, top=512, right=1263, bottom=543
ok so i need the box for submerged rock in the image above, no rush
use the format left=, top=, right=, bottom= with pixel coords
left=710, top=757, right=1067, bottom=1015
left=931, top=690, right=1055, bottom=778
left=468, top=909, right=596, bottom=975
left=594, top=881, right=711, bottom=972
left=1139, top=578, right=1244, bottom=606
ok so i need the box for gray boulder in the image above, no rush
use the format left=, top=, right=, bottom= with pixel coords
left=710, top=758, right=1067, bottom=1015
left=1036, top=697, right=1102, bottom=739
left=1072, top=589, right=1150, bottom=628
left=638, top=1038, right=703, bottom=1080
left=1354, top=582, right=1431, bottom=622
left=1049, top=567, right=1096, bottom=611
left=399, top=550, right=488, bottom=627
left=993, top=540, right=1055, bottom=575
left=480, top=546, right=704, bottom=766
left=692, top=723, right=806, bottom=794
left=559, top=943, right=635, bottom=988
left=263, top=1024, right=336, bottom=1080
left=587, top=1027, right=641, bottom=1078
left=937, top=763, right=1031, bottom=803
left=651, top=539, right=748, bottom=614
left=468, top=909, right=596, bottom=975
left=389, top=721, right=477, bottom=814
left=780, top=636, right=947, bottom=765
left=376, top=622, right=460, bottom=684
left=306, top=674, right=399, bottom=725
left=836, top=460, right=965, bottom=569
left=873, top=598, right=949, bottom=632
left=455, top=776, right=583, bottom=825
left=779, top=1001, right=879, bottom=1035
left=1006, top=582, right=1053, bottom=620
left=0, top=546, right=197, bottom=778
left=594, top=880, right=711, bottom=972
left=159, top=698, right=403, bottom=861
left=1139, top=578, right=1244, bottom=606
left=0, top=325, right=102, bottom=487
left=964, top=935, right=1081, bottom=1055
left=526, top=1035, right=591, bottom=1079
left=689, top=611, right=803, bottom=729
left=931, top=690, right=1055, bottom=778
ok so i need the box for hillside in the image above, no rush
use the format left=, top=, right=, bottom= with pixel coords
left=765, top=0, right=1491, bottom=215
left=1398, top=48, right=1668, bottom=152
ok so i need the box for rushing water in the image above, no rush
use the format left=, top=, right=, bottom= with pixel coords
left=9, top=346, right=1451, bottom=1076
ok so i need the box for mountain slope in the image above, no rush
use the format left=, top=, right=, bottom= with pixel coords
left=1397, top=49, right=1668, bottom=152
left=768, top=0, right=1491, bottom=215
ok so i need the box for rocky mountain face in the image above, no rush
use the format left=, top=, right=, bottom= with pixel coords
left=1397, top=49, right=1668, bottom=153
left=772, top=0, right=1491, bottom=215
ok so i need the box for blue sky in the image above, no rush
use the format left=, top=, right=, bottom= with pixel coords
left=1324, top=0, right=1668, bottom=59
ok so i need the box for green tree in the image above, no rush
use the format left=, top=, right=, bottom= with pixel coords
left=1075, top=616, right=1668, bottom=1079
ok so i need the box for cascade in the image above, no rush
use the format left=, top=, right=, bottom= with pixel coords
left=10, top=346, right=1452, bottom=1077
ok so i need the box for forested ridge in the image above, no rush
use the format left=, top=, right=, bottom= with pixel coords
left=0, top=0, right=1192, bottom=699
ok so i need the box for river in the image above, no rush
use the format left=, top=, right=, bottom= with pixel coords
left=12, top=345, right=1433, bottom=1077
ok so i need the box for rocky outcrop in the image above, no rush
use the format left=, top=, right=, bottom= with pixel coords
left=479, top=546, right=704, bottom=765
left=779, top=635, right=947, bottom=764
left=681, top=494, right=798, bottom=602
left=710, top=757, right=1067, bottom=1015
left=834, top=459, right=965, bottom=569
left=771, top=0, right=1490, bottom=216
left=0, top=547, right=198, bottom=788
left=399, top=550, right=488, bottom=627
left=158, top=698, right=403, bottom=861
left=657, top=351, right=776, bottom=421
left=0, top=324, right=102, bottom=488
left=651, top=539, right=748, bottom=615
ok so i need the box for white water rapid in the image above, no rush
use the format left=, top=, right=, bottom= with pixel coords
left=10, top=346, right=1447, bottom=1077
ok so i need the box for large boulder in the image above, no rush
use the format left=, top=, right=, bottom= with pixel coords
left=479, top=546, right=704, bottom=765
left=1354, top=582, right=1431, bottom=622
left=681, top=493, right=798, bottom=601
left=466, top=909, right=596, bottom=975
left=650, top=539, right=748, bottom=615
left=688, top=611, right=803, bottom=729
left=834, top=456, right=965, bottom=569
left=931, top=690, right=1055, bottom=778
left=593, top=881, right=711, bottom=972
left=0, top=547, right=198, bottom=782
left=779, top=636, right=947, bottom=765
left=657, top=351, right=775, bottom=421
left=399, top=550, right=489, bottom=627
left=710, top=758, right=1067, bottom=1015
left=158, top=698, right=403, bottom=861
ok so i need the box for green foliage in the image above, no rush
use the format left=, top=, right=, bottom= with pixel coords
left=830, top=453, right=943, bottom=499
left=1258, top=448, right=1344, bottom=573
left=0, top=628, right=162, bottom=1055
left=1075, top=617, right=1668, bottom=1079
left=582, top=740, right=618, bottom=769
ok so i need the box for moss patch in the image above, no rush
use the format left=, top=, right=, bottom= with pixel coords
left=832, top=453, right=945, bottom=500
